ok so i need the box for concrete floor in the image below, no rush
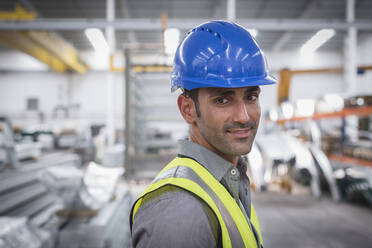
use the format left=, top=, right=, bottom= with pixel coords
left=253, top=192, right=372, bottom=248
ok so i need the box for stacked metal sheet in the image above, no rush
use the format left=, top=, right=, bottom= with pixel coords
left=54, top=163, right=131, bottom=248
left=0, top=153, right=81, bottom=247
left=79, top=162, right=124, bottom=210
left=0, top=152, right=133, bottom=248
left=56, top=185, right=132, bottom=248
left=0, top=217, right=50, bottom=248
left=38, top=165, right=83, bottom=209
left=102, top=144, right=125, bottom=167
left=0, top=153, right=79, bottom=220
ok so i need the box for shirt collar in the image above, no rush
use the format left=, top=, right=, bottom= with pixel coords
left=178, top=139, right=235, bottom=181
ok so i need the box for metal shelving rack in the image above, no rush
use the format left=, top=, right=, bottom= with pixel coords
left=276, top=106, right=372, bottom=124
left=123, top=50, right=187, bottom=178
left=276, top=105, right=372, bottom=168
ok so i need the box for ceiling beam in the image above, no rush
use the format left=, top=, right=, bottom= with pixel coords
left=0, top=18, right=371, bottom=31
left=120, top=0, right=136, bottom=43
left=0, top=31, right=66, bottom=72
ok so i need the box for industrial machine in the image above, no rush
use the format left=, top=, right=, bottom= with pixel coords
left=0, top=117, right=42, bottom=167
left=253, top=128, right=340, bottom=200
left=255, top=131, right=321, bottom=196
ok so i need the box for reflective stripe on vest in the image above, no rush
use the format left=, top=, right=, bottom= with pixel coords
left=130, top=157, right=263, bottom=248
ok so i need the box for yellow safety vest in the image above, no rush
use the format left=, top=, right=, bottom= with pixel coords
left=130, top=156, right=263, bottom=248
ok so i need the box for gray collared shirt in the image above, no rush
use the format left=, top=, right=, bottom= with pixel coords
left=131, top=140, right=252, bottom=248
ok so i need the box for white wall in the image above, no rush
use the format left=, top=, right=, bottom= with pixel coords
left=0, top=71, right=124, bottom=130
left=0, top=72, right=67, bottom=114
left=260, top=50, right=344, bottom=111
left=0, top=50, right=124, bottom=129
left=69, top=72, right=124, bottom=127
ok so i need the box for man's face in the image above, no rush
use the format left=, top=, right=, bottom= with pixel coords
left=195, top=86, right=261, bottom=158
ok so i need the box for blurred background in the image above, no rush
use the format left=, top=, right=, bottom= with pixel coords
left=0, top=0, right=371, bottom=247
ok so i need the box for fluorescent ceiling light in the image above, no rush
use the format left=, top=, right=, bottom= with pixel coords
left=164, top=28, right=180, bottom=55
left=301, top=29, right=335, bottom=55
left=248, top=29, right=258, bottom=38
left=85, top=28, right=109, bottom=54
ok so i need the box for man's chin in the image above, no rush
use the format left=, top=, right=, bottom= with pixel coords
left=226, top=144, right=253, bottom=156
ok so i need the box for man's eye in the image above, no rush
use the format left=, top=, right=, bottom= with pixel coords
left=247, top=95, right=258, bottom=102
left=216, top=98, right=228, bottom=104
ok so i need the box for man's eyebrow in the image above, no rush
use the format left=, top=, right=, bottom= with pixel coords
left=208, top=86, right=261, bottom=97
left=246, top=86, right=261, bottom=93
left=209, top=89, right=235, bottom=97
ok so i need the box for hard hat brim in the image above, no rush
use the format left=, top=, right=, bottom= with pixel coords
left=171, top=74, right=277, bottom=92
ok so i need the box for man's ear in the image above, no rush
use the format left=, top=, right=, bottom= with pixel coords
left=177, top=94, right=197, bottom=124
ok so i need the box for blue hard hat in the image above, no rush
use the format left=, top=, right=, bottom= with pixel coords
left=171, top=20, right=277, bottom=92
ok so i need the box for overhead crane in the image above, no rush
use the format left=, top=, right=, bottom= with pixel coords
left=0, top=4, right=88, bottom=74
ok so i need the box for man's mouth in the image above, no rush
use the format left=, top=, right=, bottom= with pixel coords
left=226, top=128, right=252, bottom=139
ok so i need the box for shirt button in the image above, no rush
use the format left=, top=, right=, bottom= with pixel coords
left=231, top=168, right=237, bottom=176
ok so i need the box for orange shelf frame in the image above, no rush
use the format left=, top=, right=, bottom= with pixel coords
left=328, top=154, right=372, bottom=168
left=277, top=106, right=372, bottom=124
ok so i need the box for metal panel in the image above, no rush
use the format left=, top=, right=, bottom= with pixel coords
left=0, top=173, right=38, bottom=194
left=0, top=183, right=48, bottom=215
left=7, top=194, right=56, bottom=217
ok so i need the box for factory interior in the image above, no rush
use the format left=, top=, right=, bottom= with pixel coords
left=0, top=0, right=372, bottom=247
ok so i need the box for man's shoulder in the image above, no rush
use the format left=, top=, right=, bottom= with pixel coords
left=139, top=185, right=201, bottom=209
left=132, top=185, right=220, bottom=248
left=135, top=185, right=216, bottom=222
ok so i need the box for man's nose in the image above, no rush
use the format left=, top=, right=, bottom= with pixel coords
left=233, top=100, right=250, bottom=123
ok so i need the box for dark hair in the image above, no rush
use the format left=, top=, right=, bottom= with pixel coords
left=183, top=88, right=201, bottom=117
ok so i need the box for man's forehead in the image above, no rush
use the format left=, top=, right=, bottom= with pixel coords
left=201, top=86, right=261, bottom=95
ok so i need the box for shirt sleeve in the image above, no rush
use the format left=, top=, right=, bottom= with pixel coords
left=131, top=186, right=219, bottom=248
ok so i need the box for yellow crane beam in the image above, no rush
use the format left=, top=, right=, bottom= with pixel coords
left=27, top=31, right=88, bottom=73
left=0, top=4, right=88, bottom=73
left=278, top=65, right=372, bottom=105
left=0, top=31, right=67, bottom=72
left=0, top=31, right=88, bottom=73
left=0, top=4, right=36, bottom=20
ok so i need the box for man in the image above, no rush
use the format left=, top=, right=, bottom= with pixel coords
left=130, top=20, right=276, bottom=248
